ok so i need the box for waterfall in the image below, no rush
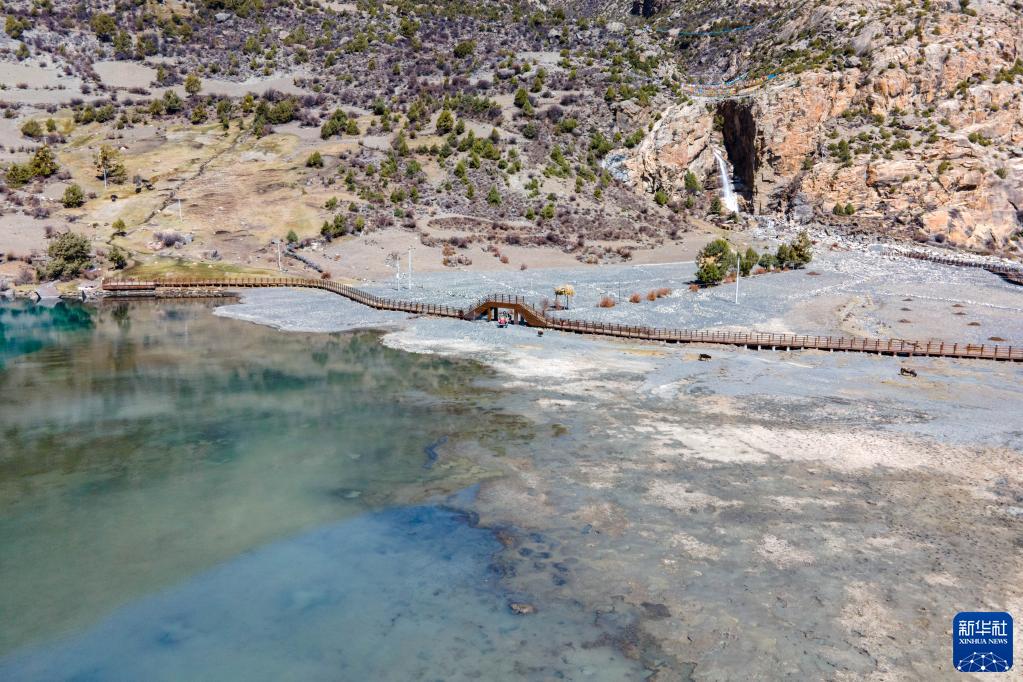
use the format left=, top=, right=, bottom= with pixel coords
left=713, top=148, right=740, bottom=213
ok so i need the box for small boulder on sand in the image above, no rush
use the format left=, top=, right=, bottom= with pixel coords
left=508, top=601, right=536, bottom=615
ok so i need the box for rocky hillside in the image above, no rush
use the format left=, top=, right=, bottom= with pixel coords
left=622, top=0, right=1023, bottom=253
left=0, top=0, right=1021, bottom=283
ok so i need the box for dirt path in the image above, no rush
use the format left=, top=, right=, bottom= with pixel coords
left=127, top=129, right=251, bottom=239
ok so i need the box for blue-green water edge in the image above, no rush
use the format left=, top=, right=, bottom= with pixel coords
left=0, top=300, right=642, bottom=680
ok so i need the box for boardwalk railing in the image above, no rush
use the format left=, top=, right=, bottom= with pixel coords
left=886, top=248, right=1023, bottom=286
left=101, top=276, right=1022, bottom=362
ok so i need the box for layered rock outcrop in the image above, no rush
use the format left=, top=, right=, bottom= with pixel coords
left=625, top=0, right=1023, bottom=253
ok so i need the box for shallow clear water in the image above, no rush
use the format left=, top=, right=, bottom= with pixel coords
left=0, top=299, right=642, bottom=679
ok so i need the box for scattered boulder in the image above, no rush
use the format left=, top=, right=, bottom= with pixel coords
left=698, top=353, right=712, bottom=361
left=900, top=367, right=918, bottom=378
left=34, top=282, right=60, bottom=300
left=508, top=601, right=536, bottom=615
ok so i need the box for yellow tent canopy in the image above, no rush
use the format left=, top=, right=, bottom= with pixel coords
left=553, top=284, right=574, bottom=309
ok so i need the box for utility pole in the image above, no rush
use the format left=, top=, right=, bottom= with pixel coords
left=276, top=240, right=282, bottom=271
left=407, top=247, right=413, bottom=290
left=177, top=199, right=182, bottom=220
left=103, top=165, right=107, bottom=191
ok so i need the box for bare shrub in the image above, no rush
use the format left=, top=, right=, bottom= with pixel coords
left=646, top=290, right=657, bottom=301
left=655, top=287, right=671, bottom=298
left=598, top=295, right=615, bottom=308
left=629, top=293, right=641, bottom=303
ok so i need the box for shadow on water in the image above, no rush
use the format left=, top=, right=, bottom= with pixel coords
left=0, top=502, right=644, bottom=681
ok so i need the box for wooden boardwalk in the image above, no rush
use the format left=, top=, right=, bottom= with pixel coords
left=102, top=277, right=1023, bottom=362
left=891, top=249, right=1023, bottom=286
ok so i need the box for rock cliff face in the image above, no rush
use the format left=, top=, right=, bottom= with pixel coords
left=626, top=101, right=716, bottom=195
left=625, top=0, right=1023, bottom=253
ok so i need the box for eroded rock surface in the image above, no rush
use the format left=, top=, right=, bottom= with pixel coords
left=626, top=0, right=1023, bottom=252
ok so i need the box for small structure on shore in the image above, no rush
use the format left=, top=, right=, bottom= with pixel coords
left=554, top=284, right=575, bottom=310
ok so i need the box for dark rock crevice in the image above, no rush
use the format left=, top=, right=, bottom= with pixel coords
left=716, top=100, right=759, bottom=209
left=630, top=0, right=663, bottom=17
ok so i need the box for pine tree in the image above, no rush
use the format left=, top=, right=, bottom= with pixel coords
left=43, top=231, right=91, bottom=279
left=695, top=239, right=733, bottom=285
left=514, top=87, right=529, bottom=108
left=29, top=146, right=59, bottom=178
left=108, top=245, right=127, bottom=269
left=684, top=170, right=702, bottom=192
left=95, top=145, right=127, bottom=184
left=789, top=230, right=813, bottom=266
left=61, top=184, right=85, bottom=208
left=486, top=186, right=501, bottom=205
left=741, top=247, right=758, bottom=276
left=436, top=109, right=454, bottom=135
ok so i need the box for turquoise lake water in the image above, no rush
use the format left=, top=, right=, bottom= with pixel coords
left=0, top=299, right=642, bottom=680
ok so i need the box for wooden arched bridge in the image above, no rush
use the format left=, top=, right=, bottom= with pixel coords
left=101, top=276, right=1023, bottom=362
